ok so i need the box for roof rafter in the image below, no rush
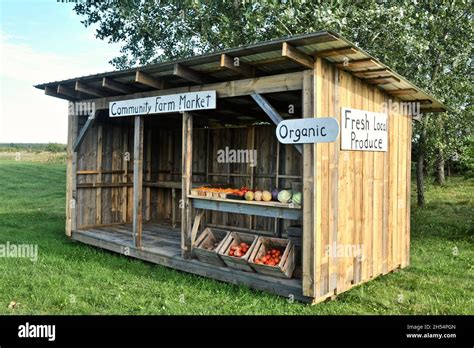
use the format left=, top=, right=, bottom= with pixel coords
left=352, top=68, right=392, bottom=78
left=57, top=84, right=83, bottom=99
left=385, top=88, right=418, bottom=96
left=135, top=70, right=166, bottom=89
left=75, top=81, right=109, bottom=97
left=102, top=77, right=136, bottom=94
left=45, top=86, right=76, bottom=101
left=335, top=58, right=381, bottom=70
left=220, top=54, right=256, bottom=77
left=173, top=63, right=215, bottom=84
left=282, top=42, right=314, bottom=69
left=365, top=76, right=401, bottom=85
left=313, top=46, right=358, bottom=58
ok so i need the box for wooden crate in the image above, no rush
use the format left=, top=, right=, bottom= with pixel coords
left=249, top=236, right=296, bottom=279
left=192, top=228, right=230, bottom=267
left=218, top=232, right=258, bottom=272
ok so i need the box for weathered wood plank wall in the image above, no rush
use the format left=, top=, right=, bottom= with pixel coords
left=305, top=60, right=412, bottom=302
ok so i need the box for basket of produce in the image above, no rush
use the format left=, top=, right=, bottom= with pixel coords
left=218, top=232, right=258, bottom=272
left=193, top=186, right=243, bottom=199
left=192, top=228, right=229, bottom=267
left=248, top=236, right=295, bottom=278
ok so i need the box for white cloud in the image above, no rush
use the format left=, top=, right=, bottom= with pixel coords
left=0, top=31, right=120, bottom=143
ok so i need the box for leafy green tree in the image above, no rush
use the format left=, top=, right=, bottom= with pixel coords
left=74, top=0, right=473, bottom=206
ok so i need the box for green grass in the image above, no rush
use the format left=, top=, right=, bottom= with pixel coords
left=0, top=160, right=472, bottom=314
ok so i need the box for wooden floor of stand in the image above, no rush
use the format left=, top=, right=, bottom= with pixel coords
left=72, top=222, right=311, bottom=302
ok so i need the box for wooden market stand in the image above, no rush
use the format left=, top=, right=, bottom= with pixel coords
left=36, top=31, right=445, bottom=303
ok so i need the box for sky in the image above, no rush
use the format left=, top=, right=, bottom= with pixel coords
left=0, top=0, right=122, bottom=143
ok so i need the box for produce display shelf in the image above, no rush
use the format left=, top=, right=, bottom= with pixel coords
left=188, top=195, right=302, bottom=220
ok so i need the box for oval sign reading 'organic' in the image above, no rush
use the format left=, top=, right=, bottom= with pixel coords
left=276, top=117, right=340, bottom=144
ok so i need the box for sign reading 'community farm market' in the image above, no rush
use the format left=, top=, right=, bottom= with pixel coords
left=109, top=91, right=216, bottom=117
left=340, top=108, right=388, bottom=152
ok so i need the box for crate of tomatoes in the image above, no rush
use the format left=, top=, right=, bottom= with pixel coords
left=248, top=236, right=295, bottom=278
left=218, top=232, right=258, bottom=272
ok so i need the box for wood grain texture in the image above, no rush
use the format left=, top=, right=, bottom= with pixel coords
left=181, top=112, right=193, bottom=259
left=302, top=69, right=315, bottom=298
left=133, top=116, right=144, bottom=248
left=66, top=110, right=78, bottom=236
left=312, top=63, right=412, bottom=299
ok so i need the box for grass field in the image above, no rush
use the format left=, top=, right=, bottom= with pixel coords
left=0, top=159, right=472, bottom=315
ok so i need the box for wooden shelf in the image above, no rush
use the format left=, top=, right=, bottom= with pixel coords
left=144, top=181, right=209, bottom=189
left=188, top=194, right=302, bottom=220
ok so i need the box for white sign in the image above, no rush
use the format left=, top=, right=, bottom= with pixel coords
left=341, top=108, right=388, bottom=152
left=276, top=117, right=339, bottom=144
left=109, top=90, right=216, bottom=117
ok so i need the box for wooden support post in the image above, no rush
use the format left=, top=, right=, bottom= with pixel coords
left=95, top=125, right=103, bottom=224
left=274, top=140, right=280, bottom=236
left=204, top=128, right=210, bottom=228
left=181, top=112, right=193, bottom=259
left=133, top=116, right=144, bottom=248
left=66, top=105, right=78, bottom=236
left=313, top=57, right=323, bottom=297
left=249, top=126, right=255, bottom=231
left=302, top=69, right=316, bottom=298
left=121, top=127, right=128, bottom=223
left=145, top=129, right=152, bottom=221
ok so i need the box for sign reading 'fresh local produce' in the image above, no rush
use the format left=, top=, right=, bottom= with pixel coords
left=341, top=108, right=388, bottom=152
left=276, top=117, right=340, bottom=144
left=109, top=91, right=216, bottom=117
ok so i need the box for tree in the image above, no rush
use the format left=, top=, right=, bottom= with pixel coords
left=74, top=0, right=473, bottom=206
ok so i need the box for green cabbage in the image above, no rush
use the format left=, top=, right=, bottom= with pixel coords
left=292, top=192, right=302, bottom=205
left=277, top=190, right=292, bottom=203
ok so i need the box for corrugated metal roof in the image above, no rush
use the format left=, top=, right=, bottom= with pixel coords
left=34, top=30, right=446, bottom=112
